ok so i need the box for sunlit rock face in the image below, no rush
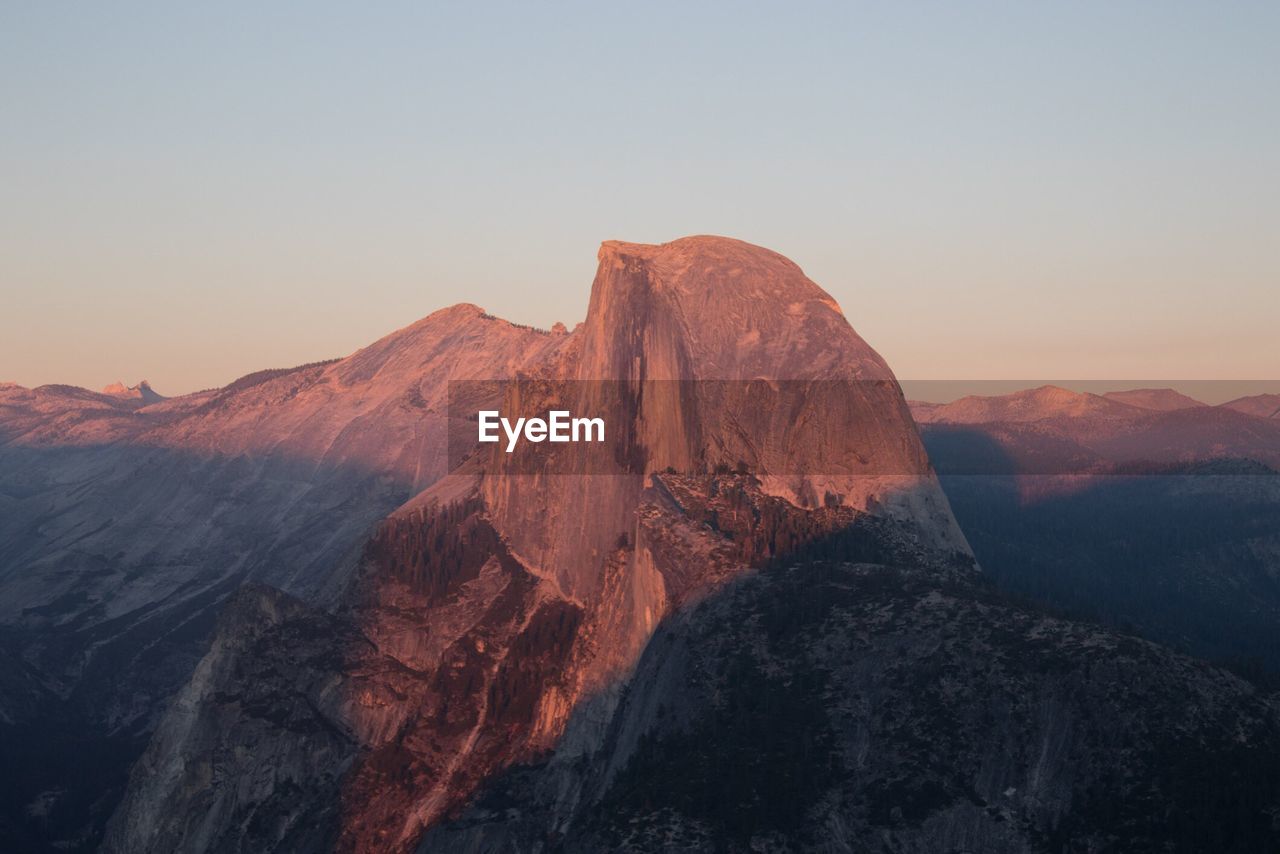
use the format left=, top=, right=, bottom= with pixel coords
left=485, top=235, right=966, bottom=606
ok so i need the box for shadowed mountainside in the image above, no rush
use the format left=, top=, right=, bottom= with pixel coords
left=910, top=385, right=1280, bottom=676
left=0, top=307, right=570, bottom=850
left=426, top=547, right=1280, bottom=853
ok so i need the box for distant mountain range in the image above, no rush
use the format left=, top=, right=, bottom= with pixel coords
left=1222, top=392, right=1280, bottom=419
left=907, top=382, right=1280, bottom=687
left=909, top=384, right=1280, bottom=474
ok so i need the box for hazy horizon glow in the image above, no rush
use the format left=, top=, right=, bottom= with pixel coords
left=2, top=2, right=1277, bottom=395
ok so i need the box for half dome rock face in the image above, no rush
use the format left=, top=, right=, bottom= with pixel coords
left=101, top=236, right=976, bottom=854
left=582, top=237, right=879, bottom=382
left=483, top=236, right=968, bottom=605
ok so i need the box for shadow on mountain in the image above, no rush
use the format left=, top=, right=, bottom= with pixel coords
left=423, top=511, right=1280, bottom=853
left=60, top=454, right=1280, bottom=853
left=0, top=440, right=420, bottom=853
left=919, top=425, right=1280, bottom=679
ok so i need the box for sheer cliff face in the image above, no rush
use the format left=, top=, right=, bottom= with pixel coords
left=580, top=237, right=879, bottom=382
left=577, top=237, right=938, bottom=492
left=485, top=236, right=966, bottom=605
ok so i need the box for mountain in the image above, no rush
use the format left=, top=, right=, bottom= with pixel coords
left=911, top=385, right=1142, bottom=426
left=1223, top=393, right=1280, bottom=419
left=910, top=385, right=1280, bottom=677
left=96, top=238, right=1280, bottom=853
left=1102, top=387, right=1205, bottom=411
left=0, top=306, right=569, bottom=850
left=910, top=385, right=1280, bottom=473
left=427, top=556, right=1280, bottom=853
left=6, top=237, right=1280, bottom=853
left=103, top=236, right=969, bottom=853
left=101, top=380, right=166, bottom=406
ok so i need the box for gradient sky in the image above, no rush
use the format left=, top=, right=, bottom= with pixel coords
left=2, top=2, right=1277, bottom=396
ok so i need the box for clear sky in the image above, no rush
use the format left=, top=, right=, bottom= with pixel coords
left=2, top=2, right=1277, bottom=395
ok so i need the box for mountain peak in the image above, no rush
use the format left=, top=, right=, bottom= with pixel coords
left=599, top=234, right=801, bottom=267
left=102, top=380, right=165, bottom=404
left=1026, top=384, right=1086, bottom=401
left=481, top=236, right=970, bottom=602
left=584, top=235, right=863, bottom=383
left=917, top=384, right=1139, bottom=424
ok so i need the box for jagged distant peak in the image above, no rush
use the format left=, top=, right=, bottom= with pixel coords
left=102, top=380, right=165, bottom=403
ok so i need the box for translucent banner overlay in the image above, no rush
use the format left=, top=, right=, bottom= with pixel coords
left=446, top=380, right=1280, bottom=476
